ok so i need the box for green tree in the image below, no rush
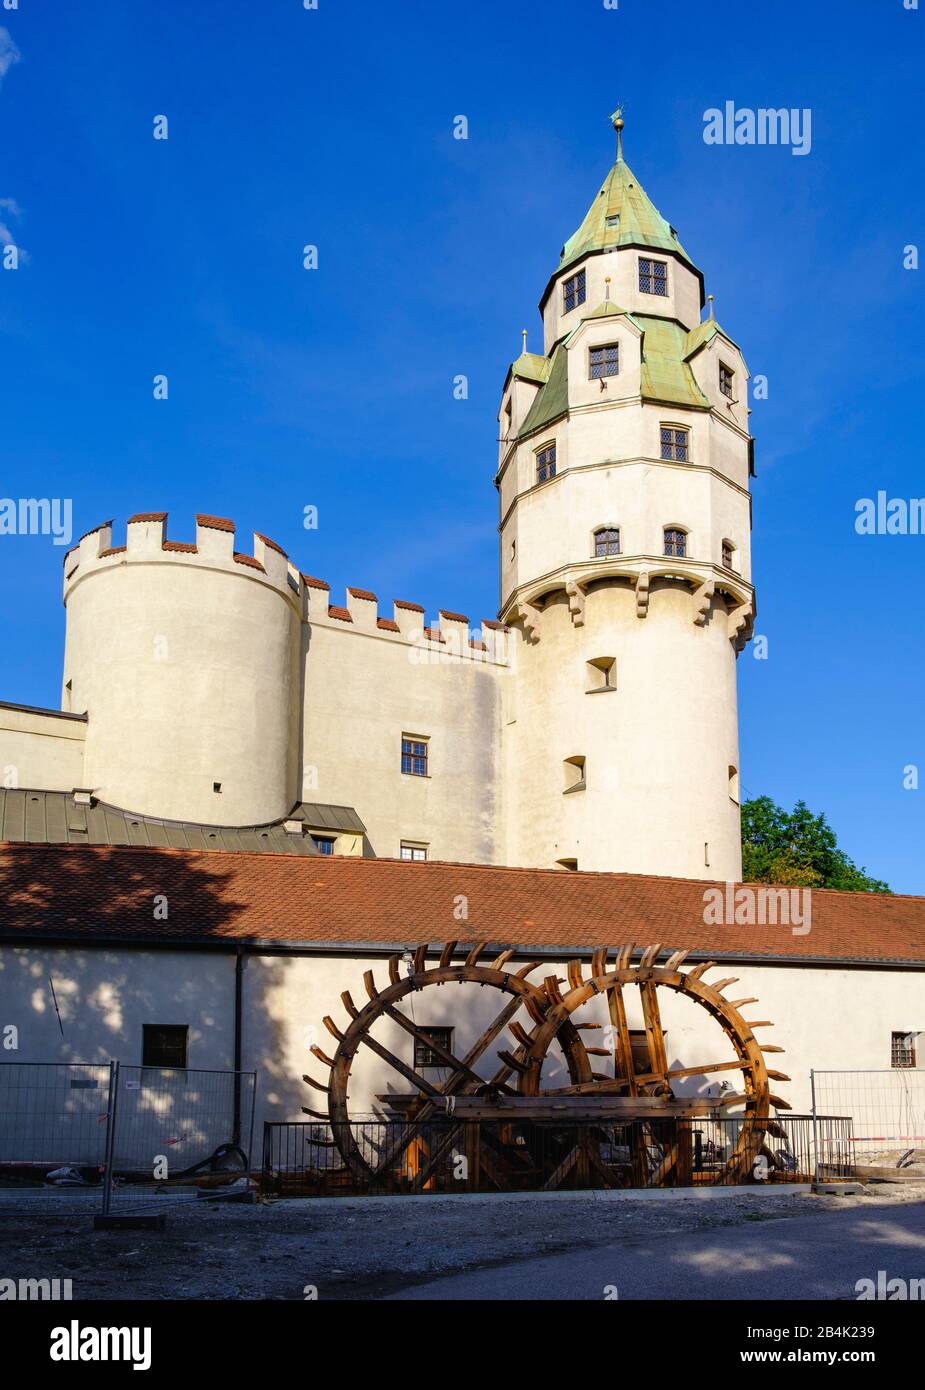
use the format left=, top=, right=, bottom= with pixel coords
left=740, top=796, right=890, bottom=893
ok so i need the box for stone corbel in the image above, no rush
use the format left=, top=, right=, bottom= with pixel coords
left=692, top=579, right=714, bottom=626
left=566, top=580, right=586, bottom=628
left=727, top=601, right=754, bottom=650
left=635, top=570, right=650, bottom=619
left=517, top=600, right=543, bottom=642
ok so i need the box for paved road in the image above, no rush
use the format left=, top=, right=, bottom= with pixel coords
left=384, top=1198, right=925, bottom=1300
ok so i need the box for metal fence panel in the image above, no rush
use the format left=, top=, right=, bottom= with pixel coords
left=812, top=1068, right=925, bottom=1164
left=0, top=1062, right=112, bottom=1214
left=261, top=1113, right=852, bottom=1198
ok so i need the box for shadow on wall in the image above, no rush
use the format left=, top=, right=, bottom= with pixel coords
left=0, top=847, right=292, bottom=1166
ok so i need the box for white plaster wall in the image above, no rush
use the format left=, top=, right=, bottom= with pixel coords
left=0, top=709, right=86, bottom=791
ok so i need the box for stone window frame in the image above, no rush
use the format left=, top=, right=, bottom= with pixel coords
left=592, top=524, right=621, bottom=558
left=660, top=422, right=691, bottom=463
left=639, top=256, right=669, bottom=297
left=562, top=267, right=586, bottom=314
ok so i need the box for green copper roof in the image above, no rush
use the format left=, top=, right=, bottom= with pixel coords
left=509, top=352, right=550, bottom=386
left=579, top=299, right=637, bottom=324
left=559, top=157, right=694, bottom=275
left=637, top=316, right=711, bottom=409
left=517, top=342, right=568, bottom=439
left=683, top=317, right=747, bottom=371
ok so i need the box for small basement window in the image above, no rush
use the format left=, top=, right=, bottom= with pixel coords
left=587, top=657, right=616, bottom=693
left=892, top=1032, right=917, bottom=1069
left=143, top=1024, right=188, bottom=1069
left=414, top=1027, right=454, bottom=1069
left=563, top=756, right=586, bottom=793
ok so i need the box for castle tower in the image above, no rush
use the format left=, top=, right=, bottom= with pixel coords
left=61, top=513, right=302, bottom=826
left=497, top=115, right=755, bottom=880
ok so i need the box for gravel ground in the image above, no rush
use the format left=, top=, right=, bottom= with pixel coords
left=0, top=1184, right=922, bottom=1301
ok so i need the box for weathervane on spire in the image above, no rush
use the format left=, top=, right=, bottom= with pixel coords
left=610, top=104, right=625, bottom=161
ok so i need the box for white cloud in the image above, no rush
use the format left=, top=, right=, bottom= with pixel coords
left=0, top=27, right=21, bottom=84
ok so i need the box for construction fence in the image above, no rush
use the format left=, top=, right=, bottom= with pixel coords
left=811, top=1068, right=925, bottom=1173
left=0, top=1061, right=256, bottom=1215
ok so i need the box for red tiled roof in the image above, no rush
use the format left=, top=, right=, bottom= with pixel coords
left=394, top=599, right=425, bottom=612
left=440, top=610, right=469, bottom=623
left=423, top=626, right=445, bottom=643
left=163, top=541, right=198, bottom=554
left=377, top=618, right=400, bottom=632
left=348, top=587, right=377, bottom=602
left=233, top=552, right=265, bottom=571
left=78, top=520, right=114, bottom=542
left=128, top=512, right=167, bottom=524
left=0, top=843, right=921, bottom=965
left=196, top=514, right=234, bottom=532
left=255, top=532, right=287, bottom=556
left=483, top=619, right=509, bottom=632
left=301, top=575, right=329, bottom=590
left=99, top=546, right=127, bottom=557
left=327, top=605, right=352, bottom=622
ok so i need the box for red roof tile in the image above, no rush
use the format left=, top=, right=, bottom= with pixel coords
left=483, top=619, right=509, bottom=631
left=394, top=599, right=425, bottom=612
left=128, top=512, right=167, bottom=524
left=327, top=605, right=353, bottom=622
left=255, top=531, right=287, bottom=557
left=233, top=552, right=265, bottom=571
left=163, top=541, right=198, bottom=554
left=0, top=843, right=921, bottom=965
left=197, top=514, right=235, bottom=532
left=99, top=546, right=127, bottom=557
left=302, top=574, right=329, bottom=590
left=348, top=587, right=378, bottom=602
left=377, top=618, right=401, bottom=632
left=440, top=611, right=469, bottom=623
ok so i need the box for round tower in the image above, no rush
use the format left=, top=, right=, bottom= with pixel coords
left=61, top=512, right=302, bottom=826
left=497, top=116, right=755, bottom=880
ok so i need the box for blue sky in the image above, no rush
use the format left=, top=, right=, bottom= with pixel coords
left=1, top=1, right=922, bottom=890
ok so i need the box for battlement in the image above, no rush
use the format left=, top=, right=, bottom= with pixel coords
left=62, top=513, right=510, bottom=664
left=62, top=513, right=303, bottom=606
left=301, top=576, right=510, bottom=665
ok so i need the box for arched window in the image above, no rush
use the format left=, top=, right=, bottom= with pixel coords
left=722, top=539, right=736, bottom=570
left=593, top=526, right=621, bottom=557
left=664, top=527, right=687, bottom=558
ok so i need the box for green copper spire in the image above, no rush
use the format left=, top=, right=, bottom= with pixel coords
left=558, top=111, right=694, bottom=274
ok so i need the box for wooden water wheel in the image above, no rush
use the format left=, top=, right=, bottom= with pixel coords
left=302, top=941, right=790, bottom=1191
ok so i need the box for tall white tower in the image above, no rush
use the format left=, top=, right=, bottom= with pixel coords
left=498, top=115, right=755, bottom=880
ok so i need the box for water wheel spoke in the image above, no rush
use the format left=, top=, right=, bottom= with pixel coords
left=607, top=980, right=637, bottom=1094
left=639, top=979, right=669, bottom=1083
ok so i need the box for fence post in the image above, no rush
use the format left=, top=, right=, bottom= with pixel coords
left=810, top=1068, right=820, bottom=1185
left=100, top=1059, right=120, bottom=1217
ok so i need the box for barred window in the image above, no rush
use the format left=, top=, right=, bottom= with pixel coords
left=664, top=528, right=687, bottom=558
left=719, top=362, right=735, bottom=397
left=414, top=1027, right=454, bottom=1068
left=892, top=1032, right=916, bottom=1069
left=536, top=443, right=556, bottom=483
left=590, top=343, right=620, bottom=380
left=143, top=1025, right=188, bottom=1069
left=639, top=257, right=668, bottom=296
left=660, top=426, right=689, bottom=462
left=594, top=527, right=621, bottom=557
left=401, top=737, right=428, bottom=776
left=563, top=268, right=586, bottom=313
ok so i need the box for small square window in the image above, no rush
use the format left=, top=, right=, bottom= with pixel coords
left=142, top=1024, right=188, bottom=1069
left=563, top=268, right=586, bottom=313
left=664, top=528, right=687, bottom=558
left=719, top=363, right=735, bottom=398
left=213, top=782, right=222, bottom=793
left=401, top=736, right=428, bottom=776
left=536, top=443, right=556, bottom=483
left=400, top=842, right=428, bottom=862
left=892, top=1032, right=916, bottom=1069
left=639, top=258, right=668, bottom=296
left=311, top=835, right=336, bottom=856
left=660, top=426, right=689, bottom=462
left=589, top=344, right=620, bottom=380
left=722, top=541, right=736, bottom=570
left=414, top=1026, right=454, bottom=1068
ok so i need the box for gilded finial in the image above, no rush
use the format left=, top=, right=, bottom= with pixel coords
left=610, top=104, right=625, bottom=161
left=707, top=294, right=715, bottom=320
left=521, top=328, right=528, bottom=354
